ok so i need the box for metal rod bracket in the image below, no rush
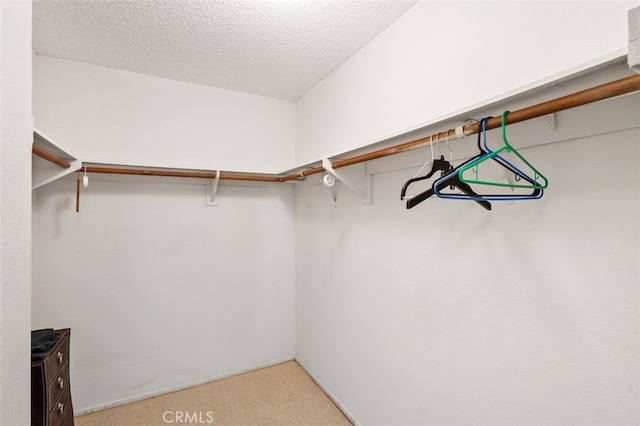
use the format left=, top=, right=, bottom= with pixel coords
left=547, top=113, right=556, bottom=130
left=205, top=170, right=221, bottom=207
left=322, top=158, right=372, bottom=205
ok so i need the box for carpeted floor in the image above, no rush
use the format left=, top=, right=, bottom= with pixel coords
left=74, top=361, right=351, bottom=426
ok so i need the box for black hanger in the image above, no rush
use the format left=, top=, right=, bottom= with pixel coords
left=403, top=122, right=491, bottom=210
left=400, top=155, right=450, bottom=200
left=406, top=167, right=492, bottom=210
left=404, top=155, right=492, bottom=210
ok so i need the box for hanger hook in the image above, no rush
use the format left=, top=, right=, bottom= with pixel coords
left=435, top=133, right=443, bottom=156
left=429, top=135, right=435, bottom=161
left=480, top=116, right=493, bottom=152
left=410, top=135, right=436, bottom=181
left=502, top=110, right=513, bottom=148
left=445, top=132, right=452, bottom=163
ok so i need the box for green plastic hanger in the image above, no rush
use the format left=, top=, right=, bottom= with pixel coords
left=458, top=111, right=548, bottom=189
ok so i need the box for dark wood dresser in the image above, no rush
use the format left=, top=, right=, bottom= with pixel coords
left=31, top=328, right=74, bottom=426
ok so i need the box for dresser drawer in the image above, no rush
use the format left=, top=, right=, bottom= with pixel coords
left=47, top=361, right=69, bottom=409
left=58, top=405, right=74, bottom=426
left=48, top=386, right=72, bottom=426
left=44, top=335, right=69, bottom=383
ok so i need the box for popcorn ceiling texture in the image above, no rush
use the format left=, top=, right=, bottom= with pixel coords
left=32, top=0, right=417, bottom=100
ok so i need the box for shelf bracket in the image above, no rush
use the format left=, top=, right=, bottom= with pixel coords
left=547, top=113, right=556, bottom=130
left=32, top=159, right=82, bottom=190
left=322, top=158, right=372, bottom=205
left=205, top=170, right=221, bottom=207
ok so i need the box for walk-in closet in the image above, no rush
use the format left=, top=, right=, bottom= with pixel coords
left=1, top=1, right=639, bottom=425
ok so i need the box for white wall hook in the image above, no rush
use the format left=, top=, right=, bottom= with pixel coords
left=322, top=158, right=372, bottom=205
left=205, top=170, right=221, bottom=207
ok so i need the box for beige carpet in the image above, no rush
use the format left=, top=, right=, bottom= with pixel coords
left=75, top=361, right=351, bottom=426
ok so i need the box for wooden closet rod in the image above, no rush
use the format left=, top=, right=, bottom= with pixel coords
left=32, top=145, right=71, bottom=169
left=28, top=150, right=285, bottom=182
left=280, top=74, right=640, bottom=181
left=218, top=173, right=283, bottom=183
left=80, top=167, right=283, bottom=182
left=82, top=167, right=217, bottom=179
left=32, top=74, right=640, bottom=183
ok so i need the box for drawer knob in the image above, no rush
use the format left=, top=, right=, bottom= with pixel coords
left=57, top=351, right=63, bottom=363
left=58, top=402, right=64, bottom=414
left=58, top=376, right=64, bottom=388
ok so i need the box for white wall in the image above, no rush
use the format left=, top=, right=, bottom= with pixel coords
left=0, top=1, right=32, bottom=425
left=33, top=55, right=296, bottom=173
left=32, top=177, right=296, bottom=413
left=295, top=83, right=640, bottom=424
left=296, top=1, right=637, bottom=166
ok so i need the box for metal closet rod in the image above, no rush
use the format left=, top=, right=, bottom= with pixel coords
left=32, top=74, right=640, bottom=183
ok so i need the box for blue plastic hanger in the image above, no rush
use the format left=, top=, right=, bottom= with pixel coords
left=432, top=117, right=544, bottom=201
left=457, top=111, right=548, bottom=190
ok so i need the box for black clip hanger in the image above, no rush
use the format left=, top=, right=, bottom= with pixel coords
left=400, top=154, right=450, bottom=200
left=406, top=166, right=492, bottom=210
left=403, top=130, right=492, bottom=210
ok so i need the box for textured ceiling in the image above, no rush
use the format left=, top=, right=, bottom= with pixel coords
left=33, top=0, right=417, bottom=100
